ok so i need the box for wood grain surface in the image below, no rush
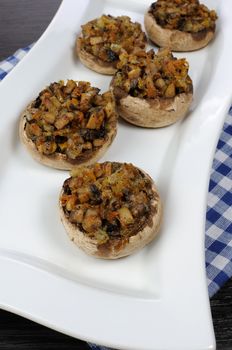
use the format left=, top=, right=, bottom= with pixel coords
left=0, top=1, right=231, bottom=349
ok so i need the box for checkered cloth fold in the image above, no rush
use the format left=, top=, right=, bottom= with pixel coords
left=206, top=108, right=232, bottom=297
left=1, top=47, right=232, bottom=350
left=0, top=45, right=32, bottom=80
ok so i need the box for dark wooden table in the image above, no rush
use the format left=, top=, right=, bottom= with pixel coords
left=0, top=1, right=231, bottom=349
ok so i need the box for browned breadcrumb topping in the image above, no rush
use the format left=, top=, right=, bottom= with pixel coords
left=24, top=80, right=117, bottom=162
left=79, top=15, right=146, bottom=66
left=149, top=0, right=217, bottom=33
left=112, top=48, right=192, bottom=99
left=60, top=162, right=157, bottom=246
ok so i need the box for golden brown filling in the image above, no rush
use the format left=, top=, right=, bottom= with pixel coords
left=149, top=0, right=217, bottom=33
left=79, top=15, right=146, bottom=66
left=24, top=80, right=116, bottom=162
left=60, top=162, right=156, bottom=245
left=112, top=48, right=192, bottom=99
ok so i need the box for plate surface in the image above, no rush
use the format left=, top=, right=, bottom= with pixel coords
left=0, top=0, right=232, bottom=349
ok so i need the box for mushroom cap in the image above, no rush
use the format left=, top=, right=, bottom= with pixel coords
left=114, top=92, right=193, bottom=128
left=59, top=167, right=162, bottom=259
left=144, top=12, right=215, bottom=52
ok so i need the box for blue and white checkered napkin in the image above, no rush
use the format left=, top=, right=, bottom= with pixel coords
left=0, top=45, right=32, bottom=80
left=1, top=46, right=232, bottom=349
left=206, top=109, right=232, bottom=297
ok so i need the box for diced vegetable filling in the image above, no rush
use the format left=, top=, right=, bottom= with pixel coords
left=79, top=15, right=146, bottom=66
left=113, top=48, right=192, bottom=99
left=24, top=80, right=116, bottom=161
left=149, top=0, right=217, bottom=33
left=60, top=162, right=157, bottom=245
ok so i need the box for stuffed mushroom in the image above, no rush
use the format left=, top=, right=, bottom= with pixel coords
left=76, top=15, right=146, bottom=75
left=111, top=48, right=193, bottom=128
left=59, top=162, right=162, bottom=259
left=144, top=0, right=218, bottom=51
left=19, top=80, right=117, bottom=170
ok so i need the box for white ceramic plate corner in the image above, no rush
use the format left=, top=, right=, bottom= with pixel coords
left=1, top=0, right=232, bottom=349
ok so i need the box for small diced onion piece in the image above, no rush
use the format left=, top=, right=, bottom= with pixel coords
left=66, top=195, right=77, bottom=211
left=82, top=209, right=102, bottom=232
left=93, top=139, right=104, bottom=147
left=70, top=209, right=84, bottom=223
left=90, top=36, right=104, bottom=45
left=37, top=140, right=57, bottom=155
left=118, top=207, right=134, bottom=226
left=128, top=67, right=141, bottom=79
left=43, top=112, right=56, bottom=124
left=165, top=83, right=175, bottom=98
left=55, top=112, right=74, bottom=130
left=155, top=78, right=166, bottom=89
left=95, top=230, right=109, bottom=244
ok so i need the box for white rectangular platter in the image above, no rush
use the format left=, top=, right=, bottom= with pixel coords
left=0, top=0, right=232, bottom=349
